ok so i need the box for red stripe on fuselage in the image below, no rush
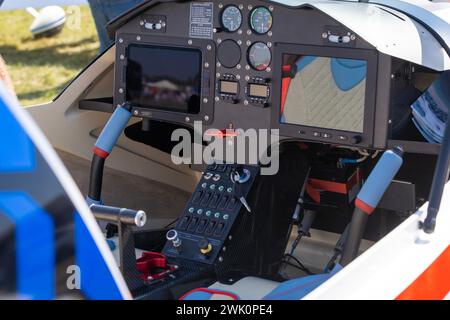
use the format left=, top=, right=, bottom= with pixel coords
left=397, top=245, right=450, bottom=300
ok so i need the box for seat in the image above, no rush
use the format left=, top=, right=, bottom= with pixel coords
left=180, top=265, right=342, bottom=300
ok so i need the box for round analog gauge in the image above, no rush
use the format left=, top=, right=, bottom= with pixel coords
left=250, top=7, right=273, bottom=34
left=221, top=5, right=242, bottom=32
left=248, top=42, right=271, bottom=71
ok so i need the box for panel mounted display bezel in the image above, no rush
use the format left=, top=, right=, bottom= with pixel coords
left=114, top=34, right=215, bottom=124
left=271, top=43, right=378, bottom=148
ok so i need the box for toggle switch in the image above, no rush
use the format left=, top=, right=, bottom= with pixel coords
left=166, top=229, right=182, bottom=248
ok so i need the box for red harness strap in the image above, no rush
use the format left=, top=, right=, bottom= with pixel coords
left=306, top=170, right=361, bottom=204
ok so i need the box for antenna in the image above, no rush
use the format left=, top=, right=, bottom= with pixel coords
left=422, top=114, right=450, bottom=233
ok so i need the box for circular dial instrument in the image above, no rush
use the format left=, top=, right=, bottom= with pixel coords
left=248, top=42, right=271, bottom=71
left=250, top=6, right=273, bottom=34
left=221, top=5, right=242, bottom=32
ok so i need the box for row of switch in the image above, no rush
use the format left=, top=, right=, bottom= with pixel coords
left=178, top=215, right=226, bottom=237
left=201, top=183, right=233, bottom=193
left=187, top=207, right=230, bottom=220
left=191, top=191, right=239, bottom=211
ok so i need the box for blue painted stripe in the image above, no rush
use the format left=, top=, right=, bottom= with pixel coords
left=0, top=95, right=35, bottom=172
left=74, top=212, right=123, bottom=300
left=95, top=106, right=131, bottom=155
left=0, top=192, right=55, bottom=299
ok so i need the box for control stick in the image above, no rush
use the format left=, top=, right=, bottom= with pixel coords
left=341, top=147, right=404, bottom=265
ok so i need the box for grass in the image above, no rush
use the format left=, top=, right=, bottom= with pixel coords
left=0, top=5, right=99, bottom=106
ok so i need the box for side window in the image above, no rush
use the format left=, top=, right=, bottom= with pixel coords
left=0, top=3, right=98, bottom=106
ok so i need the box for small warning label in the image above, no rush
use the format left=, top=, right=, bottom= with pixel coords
left=189, top=2, right=214, bottom=39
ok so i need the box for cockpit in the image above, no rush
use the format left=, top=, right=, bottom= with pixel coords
left=25, top=0, right=450, bottom=299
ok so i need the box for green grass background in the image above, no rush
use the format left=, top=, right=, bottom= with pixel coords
left=0, top=5, right=99, bottom=106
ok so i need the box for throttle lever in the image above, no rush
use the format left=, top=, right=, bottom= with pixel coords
left=231, top=166, right=252, bottom=213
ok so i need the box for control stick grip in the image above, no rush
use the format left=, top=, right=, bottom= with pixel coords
left=90, top=204, right=147, bottom=227
left=341, top=147, right=404, bottom=266
left=355, top=146, right=404, bottom=214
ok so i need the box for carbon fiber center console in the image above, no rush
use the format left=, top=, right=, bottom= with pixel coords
left=162, top=163, right=259, bottom=264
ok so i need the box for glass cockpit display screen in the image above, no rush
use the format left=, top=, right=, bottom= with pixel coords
left=126, top=44, right=202, bottom=114
left=280, top=55, right=367, bottom=133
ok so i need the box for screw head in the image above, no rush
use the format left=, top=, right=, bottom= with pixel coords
left=207, top=45, right=212, bottom=50
left=204, top=115, right=210, bottom=121
left=188, top=39, right=193, bottom=45
left=118, top=88, right=124, bottom=94
left=203, top=98, right=208, bottom=104
left=120, top=54, right=125, bottom=60
left=136, top=35, right=141, bottom=41
left=118, top=38, right=124, bottom=43
left=322, top=32, right=328, bottom=39
left=185, top=117, right=190, bottom=122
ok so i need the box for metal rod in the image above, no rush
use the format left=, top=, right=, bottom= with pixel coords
left=90, top=204, right=147, bottom=227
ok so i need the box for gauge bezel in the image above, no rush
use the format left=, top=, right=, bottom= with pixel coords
left=249, top=6, right=273, bottom=35
left=247, top=42, right=272, bottom=71
left=220, top=4, right=243, bottom=33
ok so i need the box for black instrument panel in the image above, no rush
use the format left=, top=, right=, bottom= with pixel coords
left=113, top=0, right=393, bottom=150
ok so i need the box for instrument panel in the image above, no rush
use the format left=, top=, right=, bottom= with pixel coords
left=113, top=0, right=393, bottom=150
